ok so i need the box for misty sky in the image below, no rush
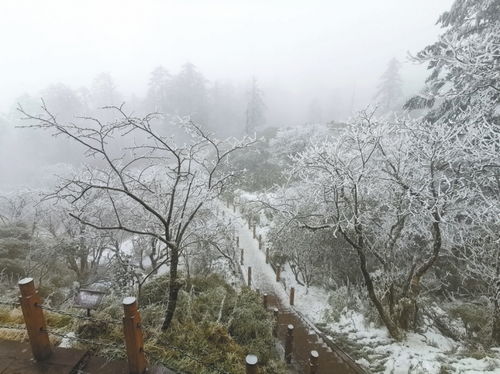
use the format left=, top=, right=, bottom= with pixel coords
left=1, top=0, right=453, bottom=117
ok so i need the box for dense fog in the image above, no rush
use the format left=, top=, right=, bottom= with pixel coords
left=0, top=0, right=453, bottom=188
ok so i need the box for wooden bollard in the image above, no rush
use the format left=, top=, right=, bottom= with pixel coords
left=276, top=266, right=281, bottom=282
left=248, top=266, right=252, bottom=287
left=18, top=278, right=52, bottom=361
left=285, top=324, right=294, bottom=364
left=241, top=248, right=244, bottom=265
left=258, top=234, right=262, bottom=250
left=290, top=287, right=295, bottom=306
left=309, top=350, right=319, bottom=374
left=265, top=247, right=269, bottom=264
left=272, top=308, right=279, bottom=337
left=123, top=297, right=147, bottom=374
left=245, top=354, right=258, bottom=374
left=263, top=293, right=268, bottom=310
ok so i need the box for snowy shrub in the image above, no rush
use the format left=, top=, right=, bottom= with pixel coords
left=325, top=285, right=364, bottom=322
left=449, top=302, right=492, bottom=345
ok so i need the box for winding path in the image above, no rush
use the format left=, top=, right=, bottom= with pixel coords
left=223, top=203, right=364, bottom=374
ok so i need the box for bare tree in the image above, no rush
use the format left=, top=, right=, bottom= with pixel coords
left=42, top=204, right=114, bottom=285
left=19, top=102, right=253, bottom=330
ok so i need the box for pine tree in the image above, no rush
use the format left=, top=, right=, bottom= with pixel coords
left=171, top=62, right=208, bottom=124
left=147, top=66, right=172, bottom=113
left=91, top=72, right=121, bottom=108
left=245, top=77, right=265, bottom=135
left=374, top=58, right=403, bottom=113
left=404, top=0, right=499, bottom=126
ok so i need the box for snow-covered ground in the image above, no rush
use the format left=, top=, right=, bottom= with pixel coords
left=328, top=310, right=500, bottom=373
left=232, top=195, right=500, bottom=374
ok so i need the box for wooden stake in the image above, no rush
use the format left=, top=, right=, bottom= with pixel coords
left=285, top=324, right=294, bottom=364
left=240, top=248, right=244, bottom=265
left=309, top=350, right=319, bottom=374
left=245, top=354, right=258, bottom=374
left=247, top=266, right=252, bottom=287
left=258, top=234, right=262, bottom=250
left=123, top=297, right=147, bottom=374
left=18, top=278, right=52, bottom=361
left=290, top=287, right=295, bottom=306
left=272, top=308, right=279, bottom=337
left=236, top=236, right=240, bottom=247
left=276, top=266, right=281, bottom=282
left=265, top=247, right=269, bottom=264
left=263, top=293, right=268, bottom=310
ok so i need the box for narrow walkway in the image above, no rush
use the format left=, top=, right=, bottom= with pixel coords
left=0, top=339, right=174, bottom=374
left=225, top=203, right=364, bottom=374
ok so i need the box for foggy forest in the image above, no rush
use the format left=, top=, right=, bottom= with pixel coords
left=0, top=1, right=499, bottom=373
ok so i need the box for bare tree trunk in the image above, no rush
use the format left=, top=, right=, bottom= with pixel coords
left=492, top=297, right=500, bottom=345
left=399, top=214, right=441, bottom=331
left=492, top=248, right=500, bottom=344
left=162, top=247, right=181, bottom=330
left=356, top=247, right=401, bottom=340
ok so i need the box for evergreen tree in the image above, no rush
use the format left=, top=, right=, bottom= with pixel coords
left=171, top=62, right=208, bottom=124
left=147, top=66, right=172, bottom=113
left=245, top=77, right=265, bottom=135
left=373, top=58, right=403, bottom=113
left=404, top=0, right=499, bottom=126
left=91, top=72, right=122, bottom=108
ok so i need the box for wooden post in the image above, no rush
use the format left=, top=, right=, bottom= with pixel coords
left=276, top=266, right=281, bottom=282
left=285, top=324, right=294, bottom=364
left=252, top=225, right=256, bottom=239
left=245, top=354, right=258, bottom=374
left=123, top=297, right=147, bottom=374
left=265, top=247, right=269, bottom=264
left=309, top=350, right=319, bottom=374
left=240, top=248, right=244, bottom=265
left=272, top=308, right=279, bottom=337
left=248, top=219, right=251, bottom=229
left=263, top=293, right=268, bottom=310
left=290, top=287, right=295, bottom=306
left=18, top=278, right=52, bottom=361
left=247, top=266, right=252, bottom=287
left=258, top=234, right=262, bottom=250
left=236, top=236, right=240, bottom=247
